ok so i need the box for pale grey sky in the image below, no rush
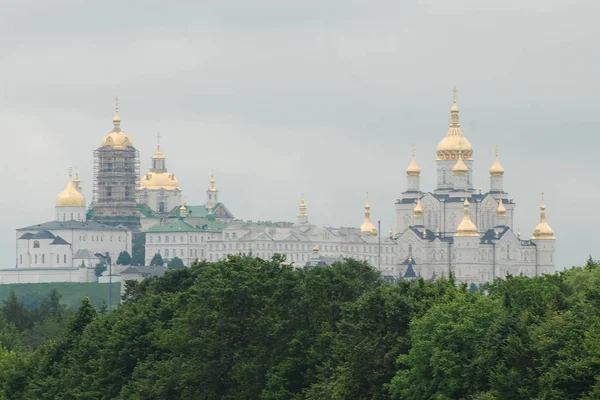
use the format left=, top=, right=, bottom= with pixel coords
left=1, top=0, right=598, bottom=269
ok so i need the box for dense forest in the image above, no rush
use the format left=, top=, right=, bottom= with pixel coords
left=0, top=255, right=599, bottom=399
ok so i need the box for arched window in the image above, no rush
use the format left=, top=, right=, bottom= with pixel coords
left=408, top=243, right=413, bottom=256
left=506, top=244, right=510, bottom=260
left=442, top=170, right=447, bottom=184
left=159, top=202, right=165, bottom=213
left=57, top=254, right=60, bottom=263
left=33, top=241, right=40, bottom=249
left=19, top=255, right=22, bottom=264
left=35, top=255, right=38, bottom=263
left=64, top=254, right=67, bottom=263
left=42, top=255, right=45, bottom=263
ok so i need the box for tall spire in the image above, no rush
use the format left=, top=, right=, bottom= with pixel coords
left=406, top=143, right=421, bottom=176
left=490, top=143, right=504, bottom=176
left=298, top=193, right=307, bottom=217
left=452, top=151, right=468, bottom=175
left=360, top=193, right=378, bottom=236
left=436, top=87, right=473, bottom=160
left=532, top=192, right=555, bottom=239
left=208, top=171, right=216, bottom=192
left=113, top=96, right=121, bottom=130
left=496, top=198, right=507, bottom=217
left=450, top=86, right=460, bottom=127
left=413, top=192, right=424, bottom=217
left=455, top=195, right=479, bottom=237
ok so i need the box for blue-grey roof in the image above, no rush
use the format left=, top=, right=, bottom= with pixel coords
left=31, top=230, right=56, bottom=240
left=19, top=233, right=34, bottom=239
left=51, top=236, right=70, bottom=245
left=18, top=220, right=129, bottom=232
left=121, top=265, right=168, bottom=277
left=404, top=263, right=417, bottom=278
left=396, top=192, right=514, bottom=205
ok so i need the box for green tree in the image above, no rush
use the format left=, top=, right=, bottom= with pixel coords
left=167, top=256, right=185, bottom=269
left=150, top=253, right=164, bottom=266
left=116, top=251, right=132, bottom=265
left=94, top=263, right=107, bottom=277
left=1, top=292, right=32, bottom=331
left=132, top=233, right=146, bottom=265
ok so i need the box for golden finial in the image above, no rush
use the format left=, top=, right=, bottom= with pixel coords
left=156, top=132, right=161, bottom=153
left=298, top=193, right=307, bottom=217
left=496, top=198, right=507, bottom=217
left=456, top=191, right=479, bottom=237
left=413, top=192, right=424, bottom=217
left=452, top=151, right=468, bottom=175
left=112, top=96, right=121, bottom=127
left=68, top=166, right=73, bottom=179
left=517, top=229, right=521, bottom=239
left=532, top=192, right=554, bottom=239
left=389, top=228, right=393, bottom=237
left=490, top=143, right=504, bottom=177
left=406, top=143, right=421, bottom=176
left=208, top=169, right=216, bottom=191
left=452, top=86, right=458, bottom=103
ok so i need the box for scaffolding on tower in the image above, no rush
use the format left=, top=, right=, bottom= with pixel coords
left=91, top=145, right=141, bottom=230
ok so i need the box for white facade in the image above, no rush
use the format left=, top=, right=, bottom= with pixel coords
left=15, top=221, right=132, bottom=270
left=392, top=93, right=556, bottom=284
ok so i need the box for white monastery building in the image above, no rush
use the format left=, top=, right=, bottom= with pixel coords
left=7, top=90, right=556, bottom=285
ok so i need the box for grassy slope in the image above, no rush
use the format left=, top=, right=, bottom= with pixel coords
left=0, top=282, right=121, bottom=309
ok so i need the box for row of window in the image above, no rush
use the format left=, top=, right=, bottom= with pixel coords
left=149, top=235, right=205, bottom=244
left=207, top=242, right=394, bottom=253
left=203, top=252, right=396, bottom=265
left=78, top=235, right=123, bottom=242
left=158, top=248, right=204, bottom=258
left=22, top=254, right=68, bottom=265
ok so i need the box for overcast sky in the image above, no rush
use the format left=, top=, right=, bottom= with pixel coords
left=1, top=0, right=598, bottom=269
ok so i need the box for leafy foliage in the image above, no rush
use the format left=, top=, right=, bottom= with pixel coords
left=1, top=257, right=600, bottom=399
left=150, top=253, right=164, bottom=266
left=116, top=251, right=132, bottom=265
left=167, top=256, right=185, bottom=269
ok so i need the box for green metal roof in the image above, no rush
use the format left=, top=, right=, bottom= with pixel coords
left=146, top=220, right=201, bottom=233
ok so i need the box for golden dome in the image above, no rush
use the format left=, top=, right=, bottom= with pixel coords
left=298, top=194, right=307, bottom=217
left=56, top=178, right=86, bottom=207
left=360, top=194, right=378, bottom=236
left=140, top=172, right=180, bottom=190
left=179, top=202, right=187, bottom=212
left=208, top=174, right=217, bottom=192
left=406, top=144, right=421, bottom=177
left=496, top=198, right=507, bottom=217
left=152, top=145, right=166, bottom=160
left=413, top=196, right=424, bottom=217
left=436, top=88, right=473, bottom=160
left=489, top=144, right=504, bottom=177
left=455, top=197, right=479, bottom=237
left=101, top=103, right=134, bottom=149
left=532, top=195, right=555, bottom=239
left=452, top=152, right=469, bottom=175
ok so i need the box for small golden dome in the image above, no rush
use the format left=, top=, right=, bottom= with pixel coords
left=436, top=88, right=474, bottom=160
left=413, top=196, right=424, bottom=217
left=298, top=194, right=307, bottom=217
left=496, top=198, right=507, bottom=217
left=489, top=144, right=504, bottom=177
left=56, top=178, right=86, bottom=207
left=152, top=145, right=166, bottom=160
left=406, top=144, right=421, bottom=177
left=208, top=174, right=217, bottom=192
left=313, top=244, right=319, bottom=253
left=455, top=197, right=479, bottom=237
left=452, top=152, right=469, bottom=175
left=179, top=202, right=187, bottom=212
left=101, top=104, right=134, bottom=149
left=532, top=195, right=555, bottom=239
left=140, top=172, right=180, bottom=190
left=360, top=194, right=378, bottom=236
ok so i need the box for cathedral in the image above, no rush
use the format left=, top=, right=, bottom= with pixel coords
left=8, top=91, right=556, bottom=285
left=392, top=90, right=555, bottom=283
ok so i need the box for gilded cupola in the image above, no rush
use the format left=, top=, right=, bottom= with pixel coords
left=208, top=174, right=217, bottom=192
left=455, top=197, right=479, bottom=237
left=496, top=198, right=507, bottom=217
left=360, top=193, right=378, bottom=236
left=406, top=144, right=421, bottom=177
left=413, top=194, right=424, bottom=217
left=436, top=87, right=473, bottom=161
left=298, top=194, right=307, bottom=217
left=101, top=99, right=134, bottom=149
left=452, top=151, right=469, bottom=175
left=489, top=144, right=504, bottom=177
left=56, top=177, right=86, bottom=207
left=532, top=194, right=555, bottom=239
